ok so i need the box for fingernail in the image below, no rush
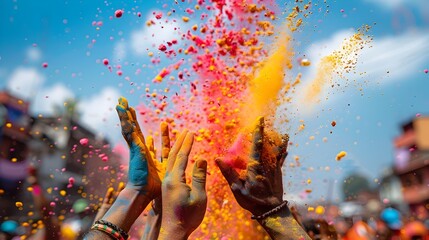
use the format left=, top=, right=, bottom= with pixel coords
left=197, top=160, right=207, bottom=169
left=215, top=159, right=220, bottom=164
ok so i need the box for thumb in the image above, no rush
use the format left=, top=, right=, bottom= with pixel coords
left=215, top=159, right=240, bottom=187
left=191, top=160, right=207, bottom=200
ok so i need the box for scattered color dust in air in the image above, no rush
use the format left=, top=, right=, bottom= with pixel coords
left=303, top=27, right=372, bottom=105
left=113, top=1, right=373, bottom=239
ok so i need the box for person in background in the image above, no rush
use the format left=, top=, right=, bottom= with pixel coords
left=0, top=220, right=19, bottom=240
left=380, top=207, right=403, bottom=240
left=401, top=221, right=428, bottom=240
left=303, top=219, right=338, bottom=240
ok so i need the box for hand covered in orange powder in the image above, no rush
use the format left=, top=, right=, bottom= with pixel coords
left=216, top=117, right=288, bottom=216
left=158, top=130, right=208, bottom=240
left=116, top=97, right=164, bottom=198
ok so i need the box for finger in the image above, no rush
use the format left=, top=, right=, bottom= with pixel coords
left=173, top=132, right=194, bottom=181
left=278, top=134, right=289, bottom=167
left=115, top=181, right=126, bottom=198
left=129, top=106, right=146, bottom=143
left=166, top=130, right=188, bottom=173
left=116, top=97, right=132, bottom=145
left=103, top=187, right=115, bottom=205
left=191, top=160, right=207, bottom=201
left=146, top=135, right=156, bottom=159
left=247, top=116, right=264, bottom=174
left=215, top=159, right=242, bottom=187
left=160, top=122, right=170, bottom=163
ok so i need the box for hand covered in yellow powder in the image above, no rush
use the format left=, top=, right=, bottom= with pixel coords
left=216, top=116, right=288, bottom=216
left=93, top=182, right=125, bottom=224
left=158, top=130, right=208, bottom=240
left=142, top=122, right=170, bottom=240
left=116, top=97, right=164, bottom=198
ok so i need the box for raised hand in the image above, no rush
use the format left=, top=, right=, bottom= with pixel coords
left=85, top=97, right=168, bottom=240
left=142, top=122, right=170, bottom=240
left=93, top=182, right=125, bottom=224
left=116, top=97, right=164, bottom=197
left=216, top=117, right=288, bottom=216
left=216, top=117, right=309, bottom=240
left=158, top=131, right=208, bottom=240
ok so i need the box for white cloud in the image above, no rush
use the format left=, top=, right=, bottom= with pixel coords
left=364, top=0, right=426, bottom=9
left=77, top=87, right=121, bottom=143
left=356, top=31, right=429, bottom=83
left=130, top=11, right=183, bottom=55
left=294, top=30, right=429, bottom=115
left=113, top=41, right=127, bottom=61
left=31, top=83, right=75, bottom=115
left=6, top=67, right=45, bottom=99
left=306, top=30, right=355, bottom=65
left=26, top=47, right=42, bottom=62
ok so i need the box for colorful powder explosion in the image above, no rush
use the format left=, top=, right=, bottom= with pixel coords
left=99, top=1, right=371, bottom=239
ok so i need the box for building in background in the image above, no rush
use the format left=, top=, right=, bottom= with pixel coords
left=392, top=117, right=429, bottom=220
left=0, top=91, right=32, bottom=219
left=0, top=90, right=124, bottom=222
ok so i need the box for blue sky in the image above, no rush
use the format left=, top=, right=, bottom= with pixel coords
left=1, top=0, right=428, bottom=202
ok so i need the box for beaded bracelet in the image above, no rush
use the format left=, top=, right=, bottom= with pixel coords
left=91, top=219, right=129, bottom=240
left=251, top=200, right=289, bottom=220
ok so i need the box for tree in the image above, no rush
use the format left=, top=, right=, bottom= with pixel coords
left=342, top=173, right=371, bottom=201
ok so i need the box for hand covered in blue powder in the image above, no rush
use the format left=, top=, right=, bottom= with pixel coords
left=116, top=97, right=164, bottom=199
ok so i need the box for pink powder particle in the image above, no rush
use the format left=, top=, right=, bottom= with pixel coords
left=79, top=138, right=89, bottom=146
left=68, top=177, right=75, bottom=185
left=50, top=202, right=56, bottom=207
left=115, top=9, right=123, bottom=18
left=416, top=113, right=421, bottom=117
left=117, top=70, right=123, bottom=76
left=42, top=62, right=48, bottom=68
left=137, top=12, right=142, bottom=17
left=102, top=156, right=109, bottom=162
left=424, top=69, right=428, bottom=74
left=186, top=8, right=194, bottom=14
left=158, top=44, right=167, bottom=51
left=155, top=12, right=162, bottom=19
left=103, top=58, right=109, bottom=65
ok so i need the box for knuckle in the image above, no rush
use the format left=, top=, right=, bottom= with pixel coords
left=176, top=152, right=188, bottom=160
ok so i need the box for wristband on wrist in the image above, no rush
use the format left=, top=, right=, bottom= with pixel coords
left=91, top=220, right=129, bottom=240
left=251, top=200, right=289, bottom=220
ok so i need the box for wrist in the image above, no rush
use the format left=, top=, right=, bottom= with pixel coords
left=158, top=224, right=188, bottom=240
left=249, top=197, right=283, bottom=216
left=257, top=206, right=310, bottom=240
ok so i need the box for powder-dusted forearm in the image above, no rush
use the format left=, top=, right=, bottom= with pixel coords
left=257, top=207, right=311, bottom=240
